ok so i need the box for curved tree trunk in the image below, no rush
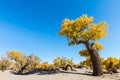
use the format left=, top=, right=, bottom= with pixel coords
left=18, top=63, right=29, bottom=74
left=60, top=64, right=76, bottom=71
left=85, top=41, right=103, bottom=76
left=89, top=48, right=103, bottom=76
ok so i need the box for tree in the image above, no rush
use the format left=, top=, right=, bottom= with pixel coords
left=53, top=57, right=67, bottom=67
left=102, top=56, right=119, bottom=72
left=0, top=57, right=12, bottom=72
left=40, top=61, right=49, bottom=69
left=59, top=14, right=108, bottom=76
left=7, top=50, right=41, bottom=74
left=67, top=58, right=74, bottom=66
left=53, top=57, right=74, bottom=67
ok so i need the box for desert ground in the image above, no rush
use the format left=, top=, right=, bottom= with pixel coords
left=0, top=68, right=120, bottom=80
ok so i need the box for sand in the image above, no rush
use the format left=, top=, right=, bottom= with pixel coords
left=0, top=68, right=120, bottom=80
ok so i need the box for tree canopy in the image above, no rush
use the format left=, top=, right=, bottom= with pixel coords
left=59, top=14, right=108, bottom=45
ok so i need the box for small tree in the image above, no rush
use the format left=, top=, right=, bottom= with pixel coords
left=0, top=57, right=11, bottom=72
left=103, top=57, right=119, bottom=72
left=53, top=57, right=67, bottom=67
left=53, top=57, right=74, bottom=67
left=59, top=14, right=108, bottom=76
left=7, top=50, right=40, bottom=74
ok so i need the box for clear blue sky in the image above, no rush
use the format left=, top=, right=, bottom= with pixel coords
left=0, top=0, right=120, bottom=63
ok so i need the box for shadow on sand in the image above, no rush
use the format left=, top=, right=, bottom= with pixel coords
left=60, top=70, right=93, bottom=76
left=9, top=68, right=94, bottom=76
left=10, top=68, right=61, bottom=75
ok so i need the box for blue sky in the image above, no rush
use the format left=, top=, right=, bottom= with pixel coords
left=0, top=0, right=120, bottom=63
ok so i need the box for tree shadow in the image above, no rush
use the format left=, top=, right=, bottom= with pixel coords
left=10, top=68, right=120, bottom=76
left=9, top=68, right=61, bottom=75
left=60, top=71, right=93, bottom=76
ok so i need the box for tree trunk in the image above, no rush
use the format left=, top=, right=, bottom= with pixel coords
left=1, top=65, right=5, bottom=72
left=85, top=42, right=103, bottom=76
left=18, top=63, right=29, bottom=74
left=1, top=66, right=4, bottom=72
left=107, top=61, right=118, bottom=73
left=89, top=48, right=103, bottom=76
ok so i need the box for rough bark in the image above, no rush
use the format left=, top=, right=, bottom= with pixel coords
left=60, top=64, right=76, bottom=71
left=107, top=61, right=118, bottom=73
left=89, top=48, right=103, bottom=76
left=85, top=41, right=103, bottom=76
left=18, top=59, right=30, bottom=74
left=18, top=63, right=29, bottom=74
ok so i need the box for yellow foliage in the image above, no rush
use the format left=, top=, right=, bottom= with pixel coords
left=7, top=50, right=41, bottom=72
left=28, top=55, right=41, bottom=69
left=94, top=42, right=103, bottom=50
left=40, top=61, right=54, bottom=69
left=80, top=56, right=120, bottom=69
left=53, top=57, right=74, bottom=67
left=0, top=57, right=12, bottom=71
left=7, top=50, right=21, bottom=61
left=67, top=58, right=74, bottom=65
left=53, top=57, right=67, bottom=67
left=79, top=49, right=89, bottom=57
left=102, top=56, right=120, bottom=69
left=79, top=42, right=103, bottom=57
left=79, top=57, right=91, bottom=67
left=59, top=14, right=108, bottom=45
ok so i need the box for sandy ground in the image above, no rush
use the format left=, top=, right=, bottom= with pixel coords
left=0, top=68, right=120, bottom=80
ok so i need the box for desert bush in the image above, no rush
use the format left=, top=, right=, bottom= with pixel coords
left=0, top=57, right=12, bottom=72
left=53, top=57, right=74, bottom=67
left=7, top=50, right=41, bottom=74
